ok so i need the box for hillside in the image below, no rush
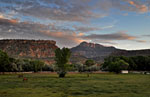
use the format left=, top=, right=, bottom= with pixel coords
left=112, top=49, right=150, bottom=56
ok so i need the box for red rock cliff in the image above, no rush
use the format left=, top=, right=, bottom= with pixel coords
left=0, top=39, right=58, bottom=64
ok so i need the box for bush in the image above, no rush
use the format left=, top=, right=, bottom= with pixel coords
left=42, top=64, right=55, bottom=72
left=30, top=60, right=44, bottom=72
left=102, top=56, right=129, bottom=73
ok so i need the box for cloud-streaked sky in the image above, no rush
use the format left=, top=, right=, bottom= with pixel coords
left=0, top=0, right=150, bottom=50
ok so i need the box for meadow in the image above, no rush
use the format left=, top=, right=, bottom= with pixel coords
left=0, top=73, right=150, bottom=97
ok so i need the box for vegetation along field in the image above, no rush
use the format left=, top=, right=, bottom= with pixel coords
left=0, top=73, right=150, bottom=97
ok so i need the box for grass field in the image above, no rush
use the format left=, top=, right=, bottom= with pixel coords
left=0, top=73, right=150, bottom=97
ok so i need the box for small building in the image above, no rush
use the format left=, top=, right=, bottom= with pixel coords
left=121, top=70, right=128, bottom=74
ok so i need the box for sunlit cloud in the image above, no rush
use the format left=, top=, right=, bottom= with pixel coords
left=40, top=30, right=84, bottom=47
left=128, top=0, right=148, bottom=13
left=0, top=13, right=4, bottom=18
left=135, top=40, right=147, bottom=43
left=82, top=31, right=136, bottom=41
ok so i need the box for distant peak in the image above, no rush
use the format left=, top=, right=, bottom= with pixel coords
left=79, top=41, right=104, bottom=48
left=79, top=41, right=88, bottom=45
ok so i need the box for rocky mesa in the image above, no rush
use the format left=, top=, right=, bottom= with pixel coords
left=0, top=39, right=58, bottom=64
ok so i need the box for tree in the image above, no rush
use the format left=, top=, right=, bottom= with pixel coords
left=102, top=56, right=129, bottom=73
left=30, top=60, right=44, bottom=72
left=108, top=60, right=129, bottom=73
left=0, top=50, right=11, bottom=72
left=42, top=64, right=55, bottom=72
left=55, top=48, right=71, bottom=77
left=85, top=59, right=95, bottom=67
left=84, top=59, right=95, bottom=77
left=22, top=59, right=33, bottom=71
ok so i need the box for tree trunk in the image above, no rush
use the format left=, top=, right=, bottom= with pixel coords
left=59, top=73, right=65, bottom=78
left=87, top=73, right=89, bottom=77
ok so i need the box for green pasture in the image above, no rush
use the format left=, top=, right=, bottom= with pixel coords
left=0, top=73, right=150, bottom=97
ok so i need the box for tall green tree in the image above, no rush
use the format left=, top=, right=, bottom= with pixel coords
left=84, top=59, right=95, bottom=77
left=0, top=50, right=11, bottom=72
left=55, top=48, right=71, bottom=77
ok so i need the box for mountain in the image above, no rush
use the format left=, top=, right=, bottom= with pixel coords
left=71, top=42, right=120, bottom=63
left=71, top=41, right=150, bottom=63
left=71, top=42, right=119, bottom=58
left=0, top=40, right=150, bottom=65
left=0, top=39, right=58, bottom=64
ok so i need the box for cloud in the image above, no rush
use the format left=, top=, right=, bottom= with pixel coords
left=81, top=31, right=148, bottom=45
left=0, top=0, right=104, bottom=23
left=74, top=26, right=101, bottom=32
left=90, top=39, right=118, bottom=45
left=135, top=40, right=147, bottom=43
left=0, top=18, right=50, bottom=39
left=0, top=18, right=146, bottom=47
left=0, top=17, right=84, bottom=47
left=97, top=0, right=149, bottom=14
left=0, top=14, right=4, bottom=18
left=0, top=18, right=19, bottom=25
left=40, top=30, right=84, bottom=47
left=82, top=31, right=136, bottom=41
left=127, top=0, right=148, bottom=13
left=142, top=34, right=150, bottom=37
left=1, top=0, right=149, bottom=24
left=0, top=0, right=149, bottom=48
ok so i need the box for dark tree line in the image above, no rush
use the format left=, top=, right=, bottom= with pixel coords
left=101, top=56, right=150, bottom=73
left=0, top=49, right=99, bottom=75
left=0, top=50, right=45, bottom=72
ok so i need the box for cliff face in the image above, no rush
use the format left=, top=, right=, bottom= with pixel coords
left=0, top=39, right=58, bottom=64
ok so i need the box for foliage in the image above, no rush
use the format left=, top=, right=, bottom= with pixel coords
left=42, top=64, right=55, bottom=72
left=83, top=59, right=96, bottom=77
left=84, top=59, right=95, bottom=67
left=55, top=47, right=71, bottom=77
left=0, top=50, right=11, bottom=72
left=16, top=59, right=44, bottom=72
left=74, top=63, right=84, bottom=72
left=102, top=56, right=150, bottom=72
left=30, top=60, right=44, bottom=72
left=102, top=56, right=129, bottom=73
left=131, top=56, right=150, bottom=71
left=108, top=60, right=129, bottom=73
left=21, top=59, right=33, bottom=71
left=0, top=49, right=45, bottom=72
left=84, top=59, right=96, bottom=71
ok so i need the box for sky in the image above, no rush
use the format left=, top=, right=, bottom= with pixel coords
left=0, top=0, right=150, bottom=50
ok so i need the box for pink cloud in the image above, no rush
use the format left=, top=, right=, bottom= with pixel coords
left=128, top=0, right=148, bottom=13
